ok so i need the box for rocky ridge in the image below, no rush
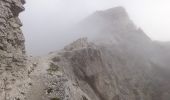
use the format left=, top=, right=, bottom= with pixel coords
left=27, top=7, right=170, bottom=100
left=1, top=1, right=170, bottom=100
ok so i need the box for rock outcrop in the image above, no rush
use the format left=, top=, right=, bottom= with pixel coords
left=0, top=0, right=29, bottom=100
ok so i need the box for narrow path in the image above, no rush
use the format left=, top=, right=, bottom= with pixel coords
left=26, top=56, right=50, bottom=100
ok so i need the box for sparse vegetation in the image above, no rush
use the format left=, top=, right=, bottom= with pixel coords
left=47, top=88, right=53, bottom=94
left=52, top=57, right=61, bottom=62
left=47, top=63, right=59, bottom=75
left=82, top=95, right=88, bottom=100
left=50, top=97, right=60, bottom=100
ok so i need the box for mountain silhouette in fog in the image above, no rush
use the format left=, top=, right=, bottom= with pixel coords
left=27, top=7, right=170, bottom=100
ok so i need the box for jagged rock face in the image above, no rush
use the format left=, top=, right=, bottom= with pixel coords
left=50, top=38, right=170, bottom=100
left=52, top=39, right=153, bottom=100
left=0, top=0, right=28, bottom=100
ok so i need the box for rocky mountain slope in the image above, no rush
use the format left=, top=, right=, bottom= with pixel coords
left=1, top=1, right=170, bottom=100
left=26, top=7, right=170, bottom=100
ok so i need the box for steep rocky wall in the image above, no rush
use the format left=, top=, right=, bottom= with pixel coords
left=0, top=0, right=28, bottom=100
left=52, top=39, right=153, bottom=100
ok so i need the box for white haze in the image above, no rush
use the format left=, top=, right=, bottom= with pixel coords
left=20, top=0, right=170, bottom=56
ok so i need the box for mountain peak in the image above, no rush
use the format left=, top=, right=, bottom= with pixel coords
left=94, top=6, right=129, bottom=19
left=103, top=6, right=127, bottom=14
left=82, top=6, right=131, bottom=28
left=75, top=6, right=151, bottom=46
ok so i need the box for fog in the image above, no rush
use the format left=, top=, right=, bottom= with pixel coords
left=20, top=0, right=170, bottom=56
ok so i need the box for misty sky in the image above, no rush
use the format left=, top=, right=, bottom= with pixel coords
left=20, top=0, right=170, bottom=55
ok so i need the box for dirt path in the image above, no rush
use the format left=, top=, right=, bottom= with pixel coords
left=26, top=57, right=50, bottom=100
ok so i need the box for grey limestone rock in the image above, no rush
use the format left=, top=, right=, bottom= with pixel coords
left=0, top=0, right=29, bottom=100
left=1, top=2, right=170, bottom=100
